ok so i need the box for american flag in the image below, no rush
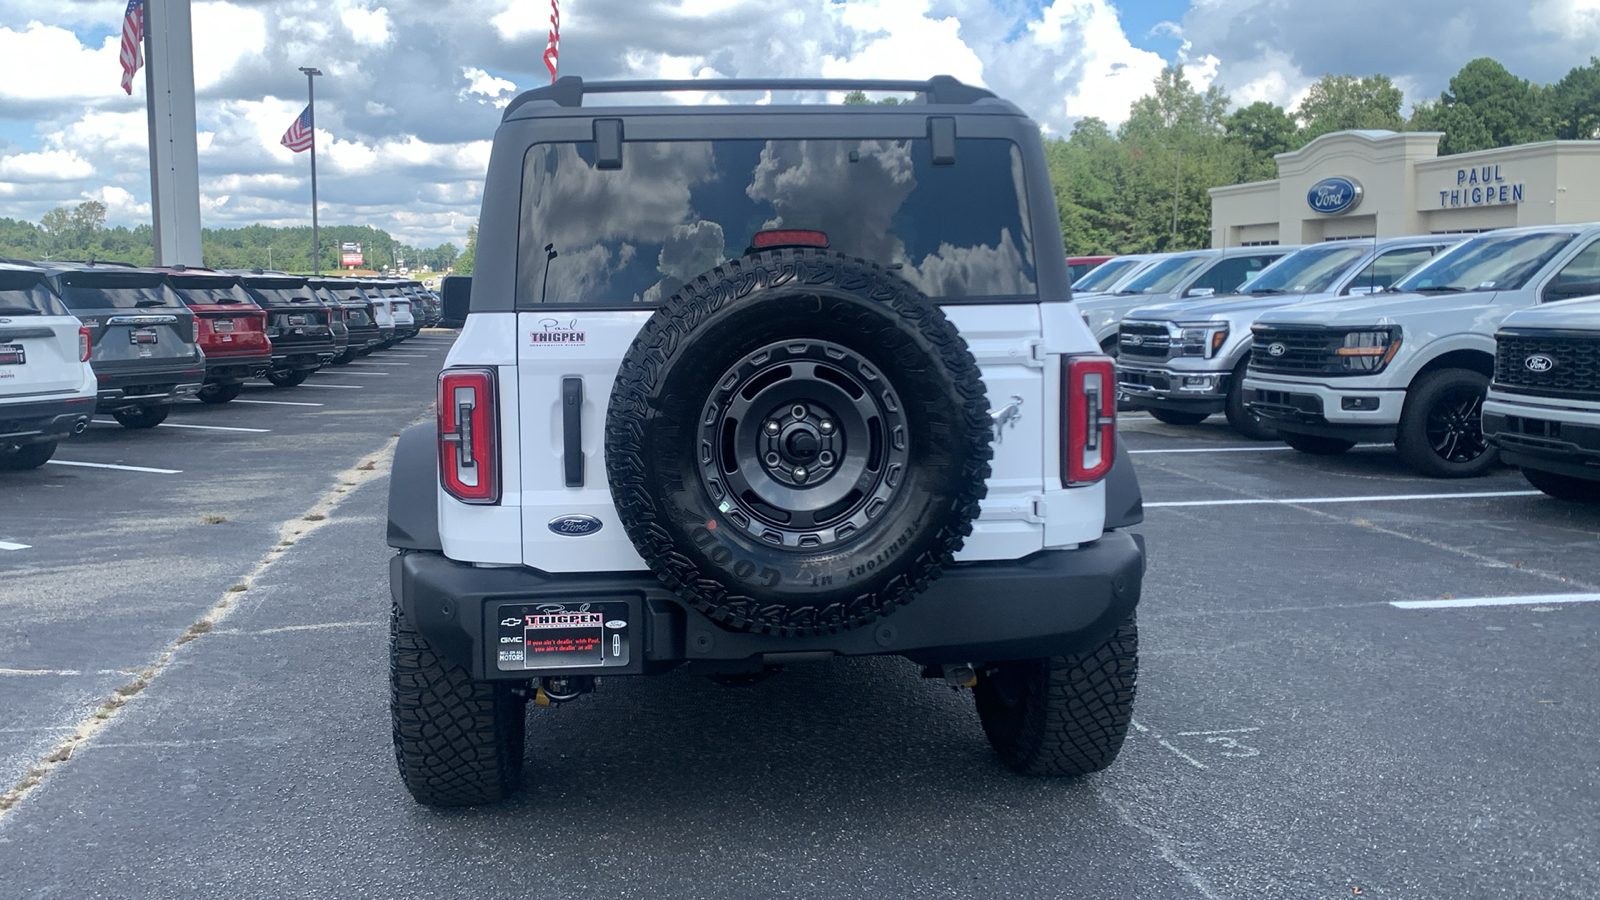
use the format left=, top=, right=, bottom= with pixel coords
left=119, top=0, right=145, bottom=95
left=543, top=0, right=560, bottom=84
left=281, top=105, right=314, bottom=153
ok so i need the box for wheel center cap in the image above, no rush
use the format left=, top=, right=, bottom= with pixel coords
left=785, top=429, right=820, bottom=461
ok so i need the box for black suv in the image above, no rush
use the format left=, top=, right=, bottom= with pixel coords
left=233, top=271, right=338, bottom=387
left=309, top=277, right=382, bottom=362
left=36, top=261, right=204, bottom=428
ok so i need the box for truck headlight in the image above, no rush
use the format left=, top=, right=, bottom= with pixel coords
left=1335, top=329, right=1402, bottom=373
left=1177, top=324, right=1229, bottom=359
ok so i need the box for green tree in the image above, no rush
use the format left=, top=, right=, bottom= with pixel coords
left=1296, top=74, right=1404, bottom=138
left=841, top=90, right=904, bottom=105
left=457, top=223, right=477, bottom=275
left=1409, top=58, right=1554, bottom=154
left=1120, top=65, right=1229, bottom=142
left=1551, top=57, right=1600, bottom=140
left=1224, top=100, right=1302, bottom=179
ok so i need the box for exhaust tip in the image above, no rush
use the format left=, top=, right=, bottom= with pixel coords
left=73, top=419, right=89, bottom=434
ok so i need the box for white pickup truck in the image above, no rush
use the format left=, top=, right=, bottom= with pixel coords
left=1482, top=295, right=1600, bottom=501
left=1078, top=246, right=1296, bottom=354
left=1246, top=224, right=1600, bottom=477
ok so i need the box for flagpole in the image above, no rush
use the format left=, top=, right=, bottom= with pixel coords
left=299, top=66, right=322, bottom=275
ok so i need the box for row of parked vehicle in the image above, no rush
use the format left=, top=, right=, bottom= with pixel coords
left=1069, top=224, right=1600, bottom=500
left=0, top=261, right=445, bottom=470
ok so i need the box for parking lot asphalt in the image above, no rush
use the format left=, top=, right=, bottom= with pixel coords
left=3, top=373, right=1599, bottom=898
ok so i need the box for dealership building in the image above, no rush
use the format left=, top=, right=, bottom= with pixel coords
left=1210, top=130, right=1600, bottom=247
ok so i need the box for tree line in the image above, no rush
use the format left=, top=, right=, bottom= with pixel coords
left=0, top=203, right=462, bottom=275
left=1047, top=56, right=1600, bottom=255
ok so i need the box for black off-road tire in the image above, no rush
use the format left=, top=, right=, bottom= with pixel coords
left=1224, top=360, right=1277, bottom=441
left=197, top=383, right=242, bottom=404
left=606, top=249, right=992, bottom=636
left=1281, top=431, right=1356, bottom=455
left=0, top=441, right=57, bottom=471
left=975, top=614, right=1138, bottom=776
left=267, top=368, right=310, bottom=388
left=390, top=601, right=525, bottom=807
left=1148, top=408, right=1210, bottom=426
left=1396, top=368, right=1497, bottom=478
left=1521, top=467, right=1600, bottom=502
left=112, top=405, right=168, bottom=429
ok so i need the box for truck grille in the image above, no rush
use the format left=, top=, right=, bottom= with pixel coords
left=1494, top=330, right=1600, bottom=400
left=1118, top=322, right=1172, bottom=360
left=1249, top=326, right=1345, bottom=376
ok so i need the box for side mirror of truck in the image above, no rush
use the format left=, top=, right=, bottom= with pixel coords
left=441, top=275, right=471, bottom=328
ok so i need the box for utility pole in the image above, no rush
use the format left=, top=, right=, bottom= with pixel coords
left=143, top=0, right=203, bottom=265
left=299, top=66, right=322, bottom=275
left=1171, top=147, right=1182, bottom=247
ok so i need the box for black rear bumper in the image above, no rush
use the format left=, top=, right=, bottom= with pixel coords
left=391, top=534, right=1145, bottom=680
left=205, top=354, right=272, bottom=384
left=95, top=364, right=206, bottom=411
left=0, top=394, right=95, bottom=444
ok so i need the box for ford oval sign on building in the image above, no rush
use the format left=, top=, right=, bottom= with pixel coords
left=1307, top=176, right=1363, bottom=215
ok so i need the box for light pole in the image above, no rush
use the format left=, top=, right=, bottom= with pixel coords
left=298, top=66, right=322, bottom=274
left=267, top=245, right=273, bottom=269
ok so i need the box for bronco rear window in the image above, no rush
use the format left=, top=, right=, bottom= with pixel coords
left=516, top=137, right=1038, bottom=307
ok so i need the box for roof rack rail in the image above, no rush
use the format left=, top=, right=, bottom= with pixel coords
left=502, top=75, right=995, bottom=121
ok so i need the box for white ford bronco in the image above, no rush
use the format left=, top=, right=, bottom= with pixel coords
left=1483, top=294, right=1600, bottom=501
left=385, top=77, right=1147, bottom=806
left=1246, top=224, right=1600, bottom=477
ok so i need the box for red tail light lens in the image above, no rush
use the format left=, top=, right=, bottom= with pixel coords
left=1063, top=355, right=1116, bottom=485
left=192, top=319, right=200, bottom=342
left=78, top=325, right=92, bottom=362
left=438, top=367, right=500, bottom=504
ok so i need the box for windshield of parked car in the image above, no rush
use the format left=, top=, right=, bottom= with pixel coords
left=56, top=273, right=185, bottom=310
left=1116, top=254, right=1209, bottom=295
left=1073, top=258, right=1142, bottom=292
left=1243, top=244, right=1368, bottom=295
left=516, top=137, right=1038, bottom=306
left=0, top=272, right=66, bottom=315
left=1395, top=231, right=1578, bottom=294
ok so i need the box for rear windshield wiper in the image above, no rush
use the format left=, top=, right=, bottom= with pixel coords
left=1411, top=286, right=1468, bottom=293
left=134, top=299, right=171, bottom=307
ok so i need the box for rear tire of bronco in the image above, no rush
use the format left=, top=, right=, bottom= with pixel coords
left=390, top=602, right=525, bottom=807
left=1281, top=432, right=1356, bottom=455
left=267, top=369, right=310, bottom=388
left=975, top=614, right=1138, bottom=776
left=112, top=406, right=169, bottom=429
left=607, top=249, right=992, bottom=637
left=1521, top=467, right=1600, bottom=502
left=1224, top=361, right=1277, bottom=441
left=0, top=441, right=57, bottom=471
left=197, top=383, right=242, bottom=404
left=1148, top=408, right=1210, bottom=426
left=1396, top=368, right=1496, bottom=478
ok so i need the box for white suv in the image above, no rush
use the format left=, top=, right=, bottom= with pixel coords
left=1246, top=224, right=1600, bottom=477
left=1483, top=295, right=1600, bottom=501
left=383, top=76, right=1147, bottom=806
left=0, top=263, right=95, bottom=470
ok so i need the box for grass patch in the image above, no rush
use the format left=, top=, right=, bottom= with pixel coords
left=201, top=514, right=227, bottom=525
left=227, top=584, right=247, bottom=593
left=357, top=461, right=376, bottom=471
left=175, top=620, right=213, bottom=645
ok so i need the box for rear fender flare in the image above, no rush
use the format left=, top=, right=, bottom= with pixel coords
left=387, top=422, right=442, bottom=551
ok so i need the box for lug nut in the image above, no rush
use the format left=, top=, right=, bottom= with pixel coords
left=765, top=452, right=781, bottom=466
left=765, top=420, right=780, bottom=435
left=819, top=420, right=834, bottom=434
left=818, top=451, right=834, bottom=466
left=793, top=467, right=808, bottom=483
left=791, top=405, right=806, bottom=419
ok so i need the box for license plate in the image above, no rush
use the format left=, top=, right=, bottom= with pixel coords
left=213, top=319, right=234, bottom=332
left=494, top=601, right=631, bottom=671
left=0, top=343, right=23, bottom=365
left=130, top=329, right=158, bottom=344
left=287, top=315, right=307, bottom=326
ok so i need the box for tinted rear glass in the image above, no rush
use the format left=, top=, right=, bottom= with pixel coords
left=56, top=273, right=184, bottom=310
left=0, top=272, right=65, bottom=315
left=517, top=137, right=1037, bottom=307
left=1072, top=258, right=1140, bottom=292
left=173, top=283, right=254, bottom=305
left=244, top=282, right=321, bottom=307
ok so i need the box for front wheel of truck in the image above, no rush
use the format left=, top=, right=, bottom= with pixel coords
left=974, top=613, right=1138, bottom=776
left=390, top=601, right=525, bottom=807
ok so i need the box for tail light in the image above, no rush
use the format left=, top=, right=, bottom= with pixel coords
left=78, top=325, right=92, bottom=362
left=1062, top=355, right=1116, bottom=485
left=192, top=319, right=200, bottom=342
left=438, top=367, right=500, bottom=504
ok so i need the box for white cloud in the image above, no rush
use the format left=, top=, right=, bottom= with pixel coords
left=462, top=67, right=517, bottom=106
left=0, top=22, right=128, bottom=102
left=0, top=148, right=94, bottom=181
left=192, top=2, right=266, bottom=91
left=341, top=5, right=394, bottom=46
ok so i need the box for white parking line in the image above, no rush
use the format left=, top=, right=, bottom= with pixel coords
left=1130, top=446, right=1294, bottom=455
left=92, top=419, right=269, bottom=434
left=46, top=459, right=181, bottom=474
left=350, top=361, right=407, bottom=366
left=1146, top=490, right=1542, bottom=509
left=315, top=370, right=389, bottom=376
left=1392, top=593, right=1600, bottom=610
left=0, top=541, right=30, bottom=551
left=229, top=398, right=325, bottom=407
left=250, top=382, right=363, bottom=390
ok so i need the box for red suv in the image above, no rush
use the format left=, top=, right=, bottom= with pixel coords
left=158, top=268, right=271, bottom=404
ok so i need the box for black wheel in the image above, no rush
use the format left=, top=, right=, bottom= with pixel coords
left=606, top=249, right=992, bottom=636
left=112, top=406, right=168, bottom=429
left=330, top=350, right=355, bottom=366
left=1521, top=467, right=1600, bottom=502
left=975, top=614, right=1138, bottom=776
left=1280, top=431, right=1356, bottom=455
left=1396, top=369, right=1496, bottom=478
left=266, top=369, right=309, bottom=388
left=390, top=602, right=525, bottom=807
left=0, top=441, right=57, bottom=471
left=196, top=383, right=242, bottom=404
left=1224, top=361, right=1277, bottom=440
left=1148, top=408, right=1211, bottom=426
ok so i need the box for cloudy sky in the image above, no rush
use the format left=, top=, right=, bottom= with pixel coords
left=0, top=0, right=1596, bottom=248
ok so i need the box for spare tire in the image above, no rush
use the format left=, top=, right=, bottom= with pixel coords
left=606, top=249, right=993, bottom=636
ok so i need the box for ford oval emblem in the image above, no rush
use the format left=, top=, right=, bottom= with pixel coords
left=548, top=514, right=603, bottom=536
left=1267, top=342, right=1288, bottom=357
left=1307, top=176, right=1363, bottom=216
left=1524, top=354, right=1556, bottom=372
left=1123, top=334, right=1144, bottom=346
